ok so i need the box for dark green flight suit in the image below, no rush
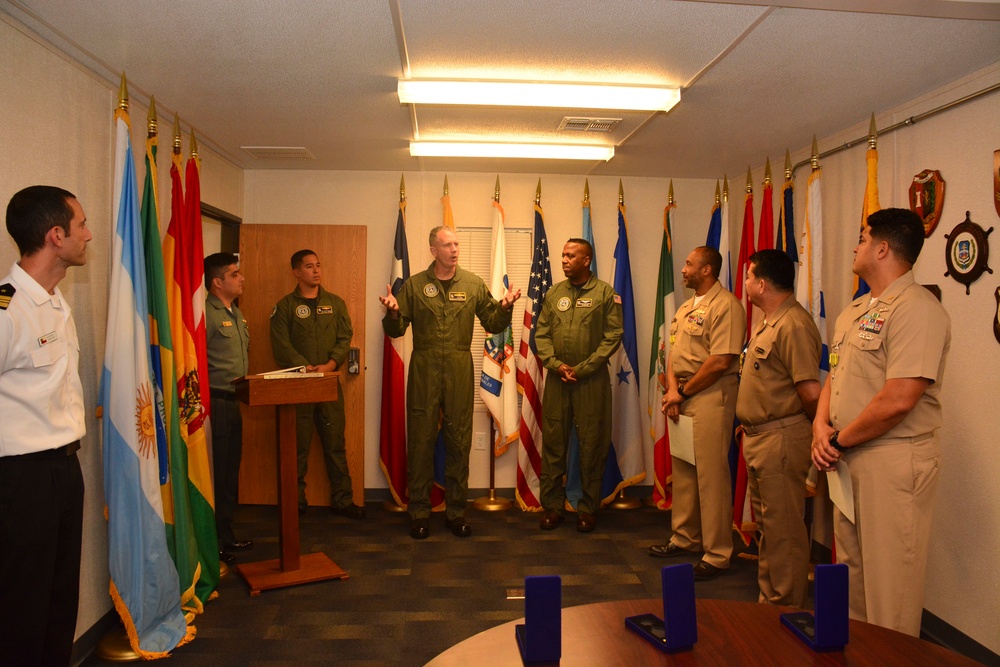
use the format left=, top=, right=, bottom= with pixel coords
left=383, top=264, right=511, bottom=521
left=534, top=274, right=623, bottom=515
left=270, top=286, right=354, bottom=510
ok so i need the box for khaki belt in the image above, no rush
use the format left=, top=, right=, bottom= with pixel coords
left=742, top=413, right=808, bottom=435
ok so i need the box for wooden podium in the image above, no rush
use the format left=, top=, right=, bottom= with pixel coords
left=234, top=373, right=349, bottom=595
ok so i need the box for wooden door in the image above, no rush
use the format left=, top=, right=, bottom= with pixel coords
left=238, top=224, right=366, bottom=507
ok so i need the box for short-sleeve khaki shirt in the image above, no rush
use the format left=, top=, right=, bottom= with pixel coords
left=828, top=271, right=950, bottom=440
left=669, top=280, right=746, bottom=380
left=736, top=295, right=821, bottom=425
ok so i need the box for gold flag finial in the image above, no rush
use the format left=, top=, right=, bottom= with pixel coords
left=745, top=167, right=753, bottom=194
left=618, top=179, right=624, bottom=205
left=784, top=150, right=792, bottom=181
left=668, top=180, right=675, bottom=206
left=146, top=96, right=157, bottom=138
left=172, top=113, right=182, bottom=154
left=534, top=178, right=541, bottom=205
left=764, top=158, right=772, bottom=185
left=400, top=175, right=406, bottom=203
left=117, top=72, right=129, bottom=112
left=443, top=175, right=449, bottom=196
left=723, top=175, right=729, bottom=202
left=495, top=175, right=501, bottom=203
left=868, top=113, right=878, bottom=149
left=810, top=135, right=820, bottom=171
left=190, top=128, right=199, bottom=159
left=715, top=180, right=721, bottom=205
left=583, top=179, right=590, bottom=203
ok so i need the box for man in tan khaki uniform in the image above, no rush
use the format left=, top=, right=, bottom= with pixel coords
left=737, top=249, right=821, bottom=607
left=649, top=246, right=745, bottom=580
left=813, top=208, right=950, bottom=637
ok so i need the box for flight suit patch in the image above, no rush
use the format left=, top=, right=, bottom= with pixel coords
left=557, top=297, right=571, bottom=311
left=448, top=292, right=467, bottom=302
left=317, top=305, right=333, bottom=314
left=576, top=298, right=592, bottom=308
left=0, top=283, right=14, bottom=310
left=613, top=294, right=622, bottom=304
left=423, top=284, right=439, bottom=297
left=295, top=305, right=311, bottom=318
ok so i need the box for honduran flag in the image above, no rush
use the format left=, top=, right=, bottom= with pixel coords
left=101, top=93, right=189, bottom=658
left=601, top=201, right=646, bottom=503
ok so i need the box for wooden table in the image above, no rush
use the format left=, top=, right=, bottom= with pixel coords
left=426, top=598, right=980, bottom=666
left=233, top=373, right=349, bottom=595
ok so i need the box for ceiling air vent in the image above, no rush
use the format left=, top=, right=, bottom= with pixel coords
left=557, top=117, right=621, bottom=133
left=241, top=146, right=315, bottom=160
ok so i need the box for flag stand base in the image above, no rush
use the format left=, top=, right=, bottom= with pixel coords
left=381, top=499, right=407, bottom=513
left=95, top=625, right=139, bottom=662
left=473, top=488, right=513, bottom=512
left=642, top=495, right=660, bottom=508
left=607, top=489, right=640, bottom=510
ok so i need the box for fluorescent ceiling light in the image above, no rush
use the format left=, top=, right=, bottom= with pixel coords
left=398, top=80, right=680, bottom=112
left=409, top=141, right=614, bottom=161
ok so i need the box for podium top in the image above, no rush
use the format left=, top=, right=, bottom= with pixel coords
left=235, top=373, right=340, bottom=406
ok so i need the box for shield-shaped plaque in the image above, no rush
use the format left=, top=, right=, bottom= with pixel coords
left=909, top=169, right=946, bottom=237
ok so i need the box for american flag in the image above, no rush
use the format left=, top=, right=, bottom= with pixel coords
left=515, top=204, right=551, bottom=511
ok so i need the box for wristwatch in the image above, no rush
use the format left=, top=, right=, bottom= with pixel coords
left=677, top=384, right=691, bottom=400
left=829, top=430, right=847, bottom=453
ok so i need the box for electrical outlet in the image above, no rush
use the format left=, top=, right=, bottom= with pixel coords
left=474, top=432, right=488, bottom=451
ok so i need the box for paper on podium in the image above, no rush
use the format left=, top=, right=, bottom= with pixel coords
left=667, top=415, right=695, bottom=465
left=826, top=461, right=855, bottom=524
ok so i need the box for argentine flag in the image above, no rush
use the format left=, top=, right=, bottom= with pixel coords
left=100, top=104, right=189, bottom=657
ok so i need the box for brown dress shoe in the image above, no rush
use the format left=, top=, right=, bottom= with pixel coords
left=693, top=561, right=725, bottom=580
left=539, top=510, right=564, bottom=530
left=648, top=542, right=695, bottom=558
left=576, top=512, right=596, bottom=533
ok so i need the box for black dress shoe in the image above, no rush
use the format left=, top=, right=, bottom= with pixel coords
left=410, top=518, right=430, bottom=540
left=576, top=512, right=596, bottom=533
left=648, top=542, right=694, bottom=558
left=223, top=539, right=254, bottom=552
left=539, top=510, right=564, bottom=530
left=693, top=561, right=725, bottom=581
left=445, top=517, right=472, bottom=538
left=219, top=551, right=236, bottom=566
left=332, top=504, right=366, bottom=520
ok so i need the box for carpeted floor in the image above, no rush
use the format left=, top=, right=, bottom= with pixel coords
left=81, top=498, right=769, bottom=666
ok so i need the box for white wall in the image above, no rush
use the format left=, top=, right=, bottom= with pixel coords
left=0, top=13, right=244, bottom=642
left=743, top=62, right=1000, bottom=653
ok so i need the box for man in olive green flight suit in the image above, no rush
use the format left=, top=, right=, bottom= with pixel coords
left=380, top=226, right=520, bottom=540
left=270, top=249, right=364, bottom=519
left=535, top=238, right=623, bottom=533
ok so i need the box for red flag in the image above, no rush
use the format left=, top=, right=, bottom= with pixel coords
left=758, top=177, right=774, bottom=252
left=734, top=185, right=755, bottom=338
left=379, top=200, right=410, bottom=506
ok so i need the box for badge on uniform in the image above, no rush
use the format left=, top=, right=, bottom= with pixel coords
left=557, top=296, right=571, bottom=311
left=449, top=291, right=467, bottom=302
left=858, top=312, right=885, bottom=334
left=686, top=311, right=705, bottom=326
left=613, top=294, right=622, bottom=304
left=423, top=284, right=439, bottom=297
left=0, top=283, right=14, bottom=310
left=222, top=320, right=233, bottom=327
left=317, top=305, right=333, bottom=315
left=38, top=330, right=57, bottom=347
left=295, top=305, right=311, bottom=318
left=576, top=298, right=592, bottom=308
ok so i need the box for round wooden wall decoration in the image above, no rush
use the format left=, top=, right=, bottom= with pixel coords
left=944, top=211, right=993, bottom=295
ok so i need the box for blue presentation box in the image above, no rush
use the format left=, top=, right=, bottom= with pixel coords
left=625, top=563, right=697, bottom=653
left=515, top=575, right=561, bottom=663
left=780, top=563, right=849, bottom=651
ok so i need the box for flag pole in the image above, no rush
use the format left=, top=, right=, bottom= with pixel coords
left=473, top=176, right=513, bottom=512
left=608, top=180, right=641, bottom=511
left=382, top=175, right=409, bottom=513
